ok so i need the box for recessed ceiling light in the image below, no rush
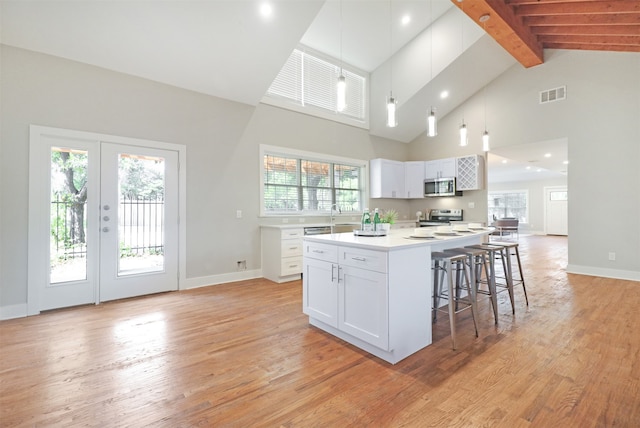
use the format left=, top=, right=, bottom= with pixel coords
left=563, top=160, right=569, bottom=165
left=544, top=153, right=552, bottom=158
left=402, top=15, right=411, bottom=26
left=440, top=90, right=449, bottom=99
left=536, top=168, right=542, bottom=172
left=501, top=159, right=507, bottom=164
left=526, top=166, right=531, bottom=170
left=260, top=2, right=273, bottom=18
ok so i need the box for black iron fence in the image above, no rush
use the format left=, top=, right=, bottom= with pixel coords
left=50, top=195, right=165, bottom=260
left=120, top=196, right=165, bottom=256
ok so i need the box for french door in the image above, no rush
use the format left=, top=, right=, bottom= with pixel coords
left=28, top=127, right=182, bottom=313
left=99, top=143, right=179, bottom=301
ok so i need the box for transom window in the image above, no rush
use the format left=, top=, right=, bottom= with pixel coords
left=488, top=190, right=528, bottom=223
left=263, top=46, right=368, bottom=128
left=261, top=146, right=365, bottom=215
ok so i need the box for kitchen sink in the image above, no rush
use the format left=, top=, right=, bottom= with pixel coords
left=332, top=223, right=358, bottom=233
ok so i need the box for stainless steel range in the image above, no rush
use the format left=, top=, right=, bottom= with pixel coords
left=418, top=209, right=463, bottom=227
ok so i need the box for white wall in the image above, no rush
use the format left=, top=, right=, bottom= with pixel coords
left=410, top=49, right=640, bottom=280
left=0, top=45, right=410, bottom=315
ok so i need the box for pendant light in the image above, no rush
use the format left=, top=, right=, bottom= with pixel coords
left=459, top=122, right=468, bottom=146
left=458, top=3, right=467, bottom=146
left=480, top=14, right=490, bottom=152
left=427, top=0, right=437, bottom=137
left=336, top=0, right=346, bottom=112
left=386, top=0, right=397, bottom=127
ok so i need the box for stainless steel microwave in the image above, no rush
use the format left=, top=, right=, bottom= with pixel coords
left=424, top=177, right=462, bottom=197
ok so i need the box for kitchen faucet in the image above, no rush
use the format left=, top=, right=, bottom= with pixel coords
left=330, top=204, right=341, bottom=233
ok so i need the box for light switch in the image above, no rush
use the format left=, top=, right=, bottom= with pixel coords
left=468, top=202, right=475, bottom=209
left=236, top=210, right=242, bottom=218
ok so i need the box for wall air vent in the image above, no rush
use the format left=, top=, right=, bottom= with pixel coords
left=539, top=86, right=566, bottom=104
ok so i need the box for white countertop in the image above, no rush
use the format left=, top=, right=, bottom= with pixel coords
left=303, top=228, right=493, bottom=251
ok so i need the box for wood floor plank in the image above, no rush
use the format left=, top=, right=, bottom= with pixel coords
left=3, top=236, right=640, bottom=427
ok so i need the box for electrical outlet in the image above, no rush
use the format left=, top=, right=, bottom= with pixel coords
left=237, top=260, right=247, bottom=270
left=608, top=252, right=616, bottom=261
left=236, top=210, right=242, bottom=218
left=468, top=202, right=475, bottom=209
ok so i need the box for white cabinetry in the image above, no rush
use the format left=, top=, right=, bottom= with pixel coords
left=424, top=158, right=456, bottom=179
left=404, top=161, right=425, bottom=199
left=261, top=227, right=303, bottom=283
left=303, top=242, right=389, bottom=350
left=370, top=158, right=405, bottom=198
left=456, top=155, right=484, bottom=191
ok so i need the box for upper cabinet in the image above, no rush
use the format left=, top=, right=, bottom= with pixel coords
left=370, top=155, right=484, bottom=199
left=456, top=155, right=485, bottom=191
left=424, top=158, right=456, bottom=179
left=404, top=161, right=425, bottom=199
left=370, top=158, right=405, bottom=198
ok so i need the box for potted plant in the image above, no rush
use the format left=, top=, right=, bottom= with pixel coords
left=378, top=209, right=398, bottom=232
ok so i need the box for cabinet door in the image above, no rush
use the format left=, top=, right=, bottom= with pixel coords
left=425, top=158, right=456, bottom=179
left=303, top=258, right=338, bottom=328
left=338, top=265, right=389, bottom=350
left=440, top=158, right=456, bottom=177
left=404, top=161, right=425, bottom=199
left=424, top=160, right=440, bottom=180
left=370, top=158, right=404, bottom=198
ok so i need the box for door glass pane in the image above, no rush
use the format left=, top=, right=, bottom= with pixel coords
left=118, top=153, right=165, bottom=276
left=50, top=147, right=88, bottom=283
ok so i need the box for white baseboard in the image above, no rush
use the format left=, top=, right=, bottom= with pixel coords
left=0, top=303, right=28, bottom=320
left=567, top=264, right=640, bottom=282
left=182, top=269, right=263, bottom=290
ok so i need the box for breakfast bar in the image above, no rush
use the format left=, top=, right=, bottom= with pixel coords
left=302, top=227, right=492, bottom=364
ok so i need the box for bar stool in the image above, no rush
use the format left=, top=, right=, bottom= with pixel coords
left=489, top=241, right=529, bottom=306
left=444, top=247, right=498, bottom=324
left=466, top=243, right=515, bottom=315
left=432, top=251, right=479, bottom=350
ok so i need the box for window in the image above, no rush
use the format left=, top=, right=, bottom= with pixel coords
left=261, top=146, right=365, bottom=215
left=263, top=47, right=368, bottom=128
left=488, top=190, right=528, bottom=223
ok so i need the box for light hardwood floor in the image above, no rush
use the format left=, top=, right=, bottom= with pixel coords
left=2, top=235, right=639, bottom=427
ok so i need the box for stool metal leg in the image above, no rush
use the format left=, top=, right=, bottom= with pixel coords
left=514, top=246, right=529, bottom=306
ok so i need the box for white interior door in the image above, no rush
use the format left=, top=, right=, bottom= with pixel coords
left=29, top=126, right=183, bottom=314
left=99, top=143, right=179, bottom=302
left=545, top=186, right=568, bottom=236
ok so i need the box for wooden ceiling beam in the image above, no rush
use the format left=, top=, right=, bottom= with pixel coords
left=543, top=42, right=640, bottom=52
left=524, top=13, right=640, bottom=25
left=531, top=24, right=640, bottom=35
left=513, top=1, right=640, bottom=16
left=451, top=0, right=544, bottom=68
left=538, top=34, right=640, bottom=45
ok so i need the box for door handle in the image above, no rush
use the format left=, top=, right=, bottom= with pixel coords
left=102, top=227, right=110, bottom=232
left=103, top=216, right=110, bottom=221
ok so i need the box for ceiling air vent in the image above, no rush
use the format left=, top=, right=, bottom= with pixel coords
left=539, top=86, right=566, bottom=104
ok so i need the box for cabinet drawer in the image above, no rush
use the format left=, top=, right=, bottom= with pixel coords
left=281, top=256, right=303, bottom=276
left=281, top=239, right=303, bottom=257
left=304, top=241, right=338, bottom=263
left=339, top=247, right=387, bottom=273
left=282, top=228, right=304, bottom=239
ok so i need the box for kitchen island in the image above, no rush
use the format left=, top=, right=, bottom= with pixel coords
left=302, top=228, right=492, bottom=364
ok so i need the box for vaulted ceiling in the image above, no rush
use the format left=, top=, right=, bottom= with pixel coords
left=1, top=0, right=638, bottom=151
